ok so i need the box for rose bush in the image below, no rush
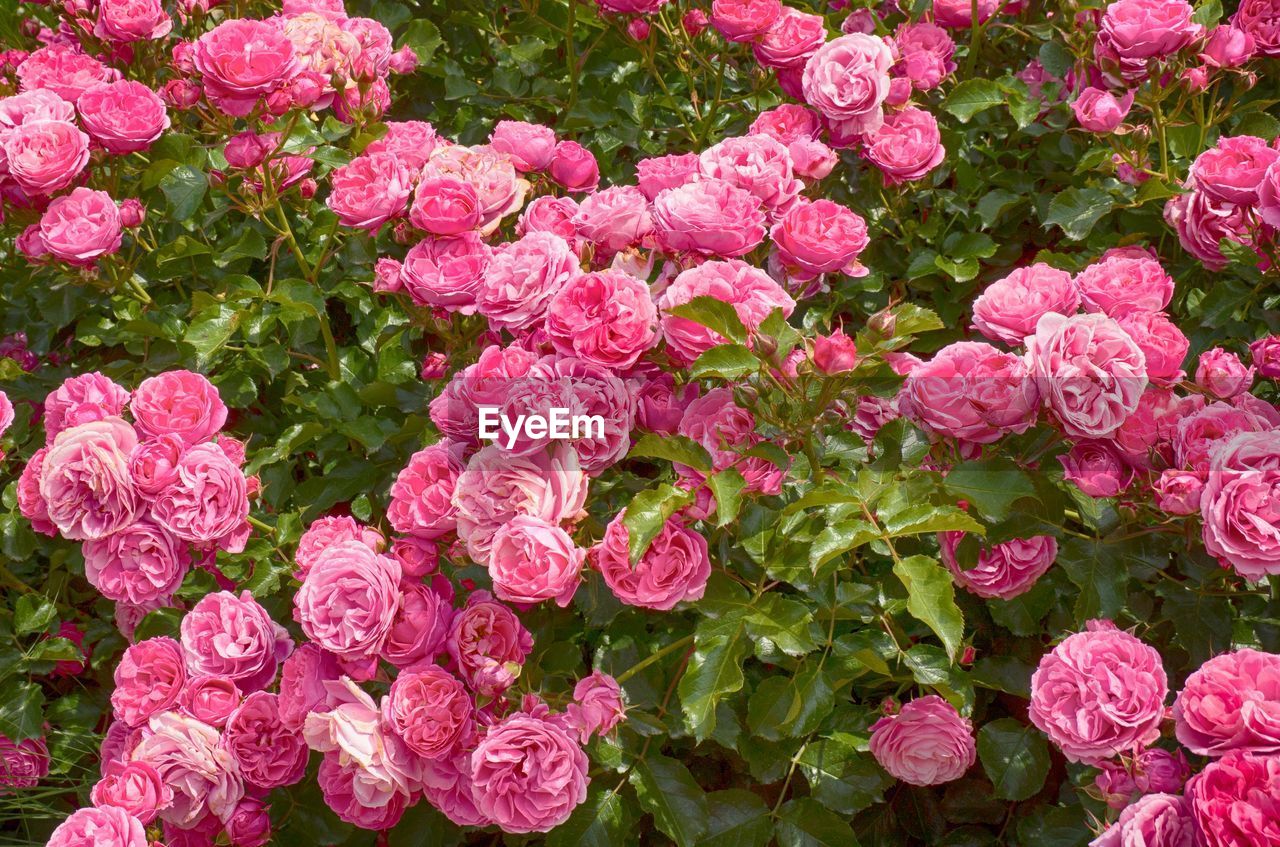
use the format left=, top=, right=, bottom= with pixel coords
left=0, top=0, right=1278, bottom=845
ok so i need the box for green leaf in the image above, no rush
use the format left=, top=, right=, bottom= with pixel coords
left=810, top=519, right=879, bottom=571
left=893, top=555, right=966, bottom=662
left=1043, top=188, right=1114, bottom=241
left=627, top=433, right=713, bottom=473
left=700, top=790, right=773, bottom=847
left=1192, top=0, right=1223, bottom=26
left=943, top=79, right=1005, bottom=122
left=184, top=304, right=241, bottom=370
left=160, top=164, right=208, bottom=219
left=975, top=189, right=1023, bottom=229
left=943, top=459, right=1038, bottom=522
left=400, top=18, right=443, bottom=65
left=622, top=483, right=694, bottom=564
left=28, top=637, right=81, bottom=662
left=882, top=504, right=986, bottom=538
left=0, top=682, right=45, bottom=742
left=1037, top=40, right=1073, bottom=79
left=668, top=296, right=748, bottom=344
left=1058, top=537, right=1128, bottom=620
left=746, top=664, right=833, bottom=740
left=775, top=798, right=859, bottom=847
left=15, top=594, right=57, bottom=635
left=977, top=719, right=1051, bottom=801
left=708, top=468, right=747, bottom=527
left=745, top=595, right=819, bottom=657
left=798, top=736, right=893, bottom=815
left=689, top=344, right=759, bottom=380
left=679, top=613, right=750, bottom=741
left=629, top=754, right=709, bottom=847
left=546, top=787, right=635, bottom=847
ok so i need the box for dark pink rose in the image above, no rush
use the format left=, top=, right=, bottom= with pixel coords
left=933, top=0, right=998, bottom=28
left=902, top=341, right=1039, bottom=443
left=565, top=671, right=625, bottom=743
left=2, top=118, right=89, bottom=195
left=111, top=636, right=186, bottom=727
left=95, top=0, right=172, bottom=42
left=1186, top=752, right=1280, bottom=847
left=658, top=259, right=794, bottom=363
left=770, top=198, right=869, bottom=277
left=399, top=233, right=492, bottom=313
left=77, top=80, right=169, bottom=154
left=710, top=0, right=782, bottom=41
left=409, top=175, right=480, bottom=235
left=131, top=370, right=228, bottom=446
left=326, top=152, right=413, bottom=231
left=0, top=734, right=49, bottom=792
left=1095, top=0, right=1202, bottom=83
left=178, top=675, right=240, bottom=728
left=388, top=443, right=462, bottom=539
left=1060, top=439, right=1135, bottom=498
left=1235, top=0, right=1280, bottom=55
left=893, top=22, right=956, bottom=89
left=1114, top=310, right=1189, bottom=385
left=224, top=797, right=271, bottom=847
left=653, top=178, right=765, bottom=257
left=181, top=591, right=292, bottom=692
left=1202, top=25, right=1256, bottom=66
left=487, top=515, right=585, bottom=607
left=1154, top=469, right=1205, bottom=514
left=195, top=19, right=300, bottom=117
left=477, top=231, right=580, bottom=331
left=381, top=581, right=451, bottom=671
left=1074, top=247, right=1175, bottom=316
left=16, top=45, right=118, bottom=103
left=635, top=152, right=702, bottom=200
left=294, top=515, right=384, bottom=578
left=939, top=532, right=1057, bottom=599
left=971, top=263, right=1079, bottom=346
left=1196, top=347, right=1255, bottom=399
left=1092, top=792, right=1196, bottom=847
left=813, top=329, right=859, bottom=374
left=753, top=6, right=825, bottom=69
left=517, top=195, right=580, bottom=241
left=546, top=269, right=658, bottom=370
left=1200, top=432, right=1280, bottom=580
left=277, top=643, right=341, bottom=730
left=1173, top=648, right=1280, bottom=756
left=548, top=140, right=599, bottom=193
left=571, top=186, right=653, bottom=253
left=1071, top=87, right=1135, bottom=132
left=1190, top=135, right=1280, bottom=205
left=223, top=692, right=307, bottom=789
left=91, top=759, right=171, bottom=825
left=364, top=120, right=438, bottom=172
left=470, top=713, right=589, bottom=833
left=1164, top=190, right=1256, bottom=270
left=384, top=666, right=473, bottom=759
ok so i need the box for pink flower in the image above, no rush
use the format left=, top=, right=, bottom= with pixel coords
left=893, top=22, right=956, bottom=89
left=487, top=515, right=585, bottom=607
left=296, top=541, right=401, bottom=661
left=390, top=534, right=441, bottom=578
left=658, top=259, right=794, bottom=364
left=939, top=533, right=1057, bottom=599
left=470, top=713, right=589, bottom=833
left=490, top=120, right=557, bottom=172
left=1154, top=469, right=1205, bottom=514
left=1174, top=401, right=1270, bottom=471
left=753, top=7, right=825, bottom=69
left=1190, top=136, right=1280, bottom=205
left=1027, top=312, right=1147, bottom=438
left=150, top=443, right=249, bottom=549
left=1071, top=87, right=1136, bottom=132
left=223, top=692, right=307, bottom=789
left=546, top=269, right=658, bottom=370
left=363, top=120, right=438, bottom=172
left=429, top=344, right=540, bottom=444
left=635, top=152, right=702, bottom=200
left=1091, top=792, right=1196, bottom=847
left=46, top=806, right=147, bottom=847
left=91, top=759, right=171, bottom=824
left=1164, top=190, right=1255, bottom=270
left=548, top=140, right=599, bottom=192
left=294, top=515, right=384, bottom=577
left=421, top=751, right=490, bottom=827
left=789, top=138, right=838, bottom=179
left=16, top=45, right=118, bottom=103
left=902, top=341, right=1039, bottom=443
left=1234, top=0, right=1280, bottom=56
left=813, top=329, right=859, bottom=374
left=653, top=178, right=765, bottom=257
left=1075, top=248, right=1175, bottom=316
left=277, top=643, right=341, bottom=731
left=477, top=231, right=581, bottom=330
left=1095, top=0, right=1202, bottom=83
left=409, top=176, right=480, bottom=235
left=1200, top=432, right=1280, bottom=579
left=14, top=449, right=51, bottom=535
left=224, top=797, right=271, bottom=847
left=591, top=511, right=710, bottom=610
left=83, top=520, right=186, bottom=605
left=131, top=711, right=243, bottom=827
left=571, top=186, right=653, bottom=253
left=565, top=671, right=625, bottom=742
left=326, top=152, right=412, bottom=231
left=971, top=263, right=1079, bottom=346
left=400, top=233, right=492, bottom=312
left=95, top=0, right=172, bottom=41
left=131, top=370, right=227, bottom=446
left=710, top=0, right=782, bottom=41
left=44, top=373, right=130, bottom=443
left=1173, top=648, right=1280, bottom=756
left=195, top=19, right=300, bottom=117
left=699, top=134, right=803, bottom=211
left=37, top=188, right=122, bottom=266
left=40, top=417, right=138, bottom=541
left=1028, top=622, right=1167, bottom=764
left=384, top=666, right=473, bottom=759
left=518, top=195, right=580, bottom=241
left=76, top=80, right=169, bottom=154
left=178, top=675, right=240, bottom=728
left=181, top=591, right=291, bottom=693
left=1202, top=25, right=1256, bottom=66
left=316, top=754, right=409, bottom=830
left=1185, top=752, right=1280, bottom=847
left=865, top=106, right=945, bottom=184
left=111, top=637, right=186, bottom=727
left=1196, top=347, right=1255, bottom=399
left=447, top=592, right=534, bottom=696
left=1060, top=440, right=1135, bottom=497
left=1114, top=311, right=1189, bottom=385
left=381, top=580, right=452, bottom=670
left=802, top=33, right=894, bottom=133
left=869, top=695, right=976, bottom=786
left=933, top=0, right=998, bottom=28
left=0, top=734, right=49, bottom=791
left=770, top=198, right=869, bottom=277
left=388, top=443, right=462, bottom=539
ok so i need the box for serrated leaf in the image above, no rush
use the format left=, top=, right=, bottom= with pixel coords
left=893, top=555, right=966, bottom=662
left=622, top=483, right=694, bottom=564
left=708, top=468, right=747, bottom=527
left=977, top=718, right=1051, bottom=801
left=629, top=754, right=709, bottom=847
left=943, top=79, right=1004, bottom=122
left=1044, top=187, right=1114, bottom=241
left=160, top=164, right=208, bottom=219
left=545, top=787, right=634, bottom=847
left=668, top=296, right=748, bottom=344
left=746, top=664, right=833, bottom=740
left=689, top=344, right=759, bottom=380
left=700, top=790, right=772, bottom=847
left=943, top=459, right=1038, bottom=522
left=1058, top=537, right=1128, bottom=621
left=15, top=594, right=57, bottom=635
left=0, top=682, right=45, bottom=742
left=798, top=737, right=893, bottom=815
left=776, top=798, right=859, bottom=847
left=881, top=503, right=985, bottom=538
left=627, top=433, right=713, bottom=473
left=810, top=519, right=880, bottom=571
left=679, top=613, right=750, bottom=741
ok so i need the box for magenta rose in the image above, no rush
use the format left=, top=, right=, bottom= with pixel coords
left=326, top=152, right=413, bottom=231
left=111, top=636, right=186, bottom=727
left=40, top=417, right=138, bottom=541
left=1071, top=87, right=1135, bottom=133
left=46, top=806, right=147, bottom=847
left=315, top=753, right=409, bottom=830
left=224, top=797, right=271, bottom=847
left=869, top=695, right=976, bottom=786
left=1092, top=792, right=1196, bottom=847
left=181, top=591, right=291, bottom=693
left=658, top=259, right=795, bottom=363
left=428, top=344, right=539, bottom=444
left=1250, top=334, right=1280, bottom=378
left=1202, top=25, right=1257, bottom=66
left=565, top=671, right=626, bottom=743
left=195, top=19, right=300, bottom=117
left=933, top=0, right=998, bottom=28
left=1028, top=621, right=1167, bottom=764
left=43, top=373, right=129, bottom=443
left=294, top=515, right=385, bottom=577
left=1190, top=135, right=1280, bottom=205
left=364, top=120, right=438, bottom=172
left=1235, top=0, right=1280, bottom=55
left=571, top=185, right=653, bottom=253
left=1154, top=469, right=1205, bottom=514
left=91, top=759, right=171, bottom=825
left=1114, top=310, right=1189, bottom=385
left=38, top=188, right=123, bottom=267
left=388, top=443, right=462, bottom=539
left=813, top=329, right=860, bottom=374
left=390, top=534, right=441, bottom=578
left=802, top=33, right=894, bottom=133
left=699, top=134, right=803, bottom=211
left=592, top=511, right=710, bottom=610
left=0, top=734, right=49, bottom=792
left=150, top=443, right=249, bottom=549
left=1186, top=752, right=1280, bottom=847
left=381, top=580, right=452, bottom=670
left=400, top=232, right=492, bottom=312
left=1196, top=347, right=1255, bottom=399
left=384, top=666, right=474, bottom=759
left=420, top=750, right=490, bottom=827
left=223, top=692, right=308, bottom=789
left=296, top=540, right=402, bottom=661
left=410, top=175, right=481, bottom=235
left=1173, top=648, right=1280, bottom=756
left=546, top=269, right=658, bottom=370
left=476, top=231, right=581, bottom=331
left=548, top=140, right=599, bottom=192
left=470, top=713, right=589, bottom=833
left=770, top=198, right=869, bottom=278
left=83, top=520, right=186, bottom=605
left=939, top=532, right=1057, bottom=599
left=635, top=152, right=701, bottom=200
left=131, top=370, right=227, bottom=446
left=128, top=434, right=183, bottom=496
left=447, top=591, right=534, bottom=696
left=487, top=515, right=585, bottom=607
left=2, top=119, right=90, bottom=196
left=652, top=178, right=766, bottom=257
left=489, top=120, right=557, bottom=172
left=76, top=80, right=169, bottom=154
left=902, top=341, right=1039, bottom=443
left=1095, top=0, right=1202, bottom=83
left=971, top=263, right=1078, bottom=346
left=16, top=45, right=118, bottom=102
left=178, top=675, right=241, bottom=728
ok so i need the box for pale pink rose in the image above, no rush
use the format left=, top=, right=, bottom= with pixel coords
left=658, top=259, right=795, bottom=363
left=1091, top=792, right=1196, bottom=847
left=131, top=370, right=227, bottom=446
left=16, top=45, right=118, bottom=103
left=1074, top=248, right=1175, bottom=316
left=1173, top=648, right=1280, bottom=756
left=178, top=675, right=240, bottom=728
left=76, top=81, right=169, bottom=154
left=653, top=178, right=766, bottom=257
left=802, top=34, right=894, bottom=133
left=487, top=515, right=584, bottom=607
left=0, top=734, right=49, bottom=791
left=1060, top=439, right=1135, bottom=498
left=893, top=22, right=956, bottom=89
left=902, top=342, right=1039, bottom=443
left=788, top=138, right=838, bottom=180
left=1027, top=312, right=1147, bottom=438
left=91, top=759, right=171, bottom=825
left=753, top=6, right=825, bottom=69
left=489, top=120, right=557, bottom=172
left=1114, top=310, right=1189, bottom=385
left=1190, top=135, right=1279, bottom=205
left=111, top=636, right=186, bottom=727
left=83, top=520, right=186, bottom=605
left=470, top=713, right=589, bottom=833
left=711, top=0, right=782, bottom=41
left=195, top=19, right=300, bottom=117
left=46, top=806, right=147, bottom=847
left=277, top=643, right=341, bottom=730
left=592, top=511, right=710, bottom=610
left=399, top=232, right=492, bottom=312
left=565, top=671, right=625, bottom=743
left=1196, top=347, right=1254, bottom=399
left=384, top=666, right=473, bottom=759
left=44, top=373, right=129, bottom=443
left=749, top=103, right=821, bottom=144
left=37, top=188, right=122, bottom=266
left=939, top=532, right=1057, bottom=599
left=294, top=515, right=384, bottom=577
left=1095, top=0, right=1202, bottom=83
left=388, top=443, right=462, bottom=540
left=933, top=0, right=998, bottom=28
left=0, top=89, right=75, bottom=129
left=1029, top=622, right=1168, bottom=764
left=1185, top=752, right=1280, bottom=847
left=410, top=175, right=480, bottom=235
left=95, top=0, right=171, bottom=41
left=971, top=263, right=1079, bottom=346
left=1154, top=469, right=1205, bottom=514
left=1235, top=0, right=1280, bottom=55
left=546, top=269, right=658, bottom=370
left=326, top=152, right=412, bottom=231
left=477, top=231, right=581, bottom=330
left=571, top=186, right=653, bottom=253
left=517, top=195, right=580, bottom=241
left=420, top=751, right=490, bottom=827
left=635, top=152, right=701, bottom=200
left=223, top=692, right=307, bottom=789
left=770, top=198, right=869, bottom=278
left=1200, top=432, right=1280, bottom=579
left=181, top=591, right=291, bottom=693
left=381, top=580, right=451, bottom=670
left=363, top=120, right=438, bottom=173
left=296, top=541, right=402, bottom=661
left=547, top=140, right=599, bottom=193
left=150, top=444, right=249, bottom=549
left=699, top=134, right=803, bottom=211
left=131, top=711, right=243, bottom=827
left=1163, top=190, right=1255, bottom=270
left=40, top=417, right=138, bottom=541
left=1071, top=87, right=1135, bottom=133
left=865, top=106, right=945, bottom=184
left=447, top=591, right=533, bottom=696
left=869, top=695, right=975, bottom=786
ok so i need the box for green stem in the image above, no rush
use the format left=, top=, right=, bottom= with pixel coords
left=615, top=634, right=695, bottom=683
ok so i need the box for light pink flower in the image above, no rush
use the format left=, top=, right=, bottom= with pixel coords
left=699, top=134, right=803, bottom=210
left=971, top=263, right=1079, bottom=346
left=388, top=443, right=462, bottom=539
left=870, top=695, right=976, bottom=786
left=1072, top=87, right=1135, bottom=133
left=409, top=176, right=480, bottom=235
left=296, top=541, right=402, bottom=661
left=181, top=591, right=292, bottom=693
left=0, top=735, right=49, bottom=792
left=939, top=533, right=1057, bottom=599
left=652, top=178, right=765, bottom=257
left=91, top=759, right=171, bottom=825
left=326, top=152, right=412, bottom=231
left=1196, top=347, right=1254, bottom=399
left=16, top=45, right=117, bottom=103
left=83, top=520, right=186, bottom=605
left=40, top=417, right=138, bottom=541
left=1199, top=432, right=1280, bottom=580
left=893, top=22, right=956, bottom=89
left=902, top=342, right=1039, bottom=443
left=571, top=186, right=653, bottom=254
left=711, top=0, right=782, bottom=41
left=1091, top=792, right=1196, bottom=847
left=635, top=153, right=701, bottom=200
left=447, top=592, right=533, bottom=696
left=131, top=711, right=243, bottom=827
left=381, top=580, right=451, bottom=671
left=489, top=120, right=557, bottom=172
left=383, top=666, right=473, bottom=759
left=770, top=198, right=869, bottom=278
left=1114, top=310, right=1188, bottom=385
left=592, top=511, right=710, bottom=610
left=546, top=269, right=658, bottom=370
left=294, top=515, right=385, bottom=577
left=76, top=80, right=169, bottom=154
left=802, top=33, right=894, bottom=132
left=38, top=188, right=122, bottom=267
left=1173, top=648, right=1280, bottom=756
left=487, top=515, right=584, bottom=607
left=565, top=671, right=626, bottom=743
left=547, top=140, right=599, bottom=193
left=150, top=443, right=249, bottom=549
left=476, top=231, right=581, bottom=330
left=658, top=259, right=794, bottom=364
left=1095, top=0, right=1202, bottom=83
left=47, top=806, right=147, bottom=847
left=1235, top=0, right=1280, bottom=55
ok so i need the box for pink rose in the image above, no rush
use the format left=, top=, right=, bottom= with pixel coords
left=421, top=751, right=490, bottom=827
left=893, top=22, right=956, bottom=89
left=1196, top=347, right=1255, bottom=399
left=1174, top=401, right=1268, bottom=471
left=0, top=90, right=76, bottom=131
left=1191, top=136, right=1280, bottom=205
left=181, top=591, right=291, bottom=693
left=178, top=674, right=240, bottom=728
left=699, top=134, right=803, bottom=211
left=44, top=373, right=129, bottom=443
left=326, top=152, right=412, bottom=231
left=47, top=806, right=147, bottom=847
left=294, top=515, right=384, bottom=577
left=971, top=263, right=1079, bottom=346
left=1173, top=648, right=1280, bottom=756
left=788, top=138, right=838, bottom=180
left=83, top=520, right=186, bottom=605
left=565, top=671, right=625, bottom=743
left=1060, top=440, right=1135, bottom=498
left=388, top=443, right=462, bottom=539
left=1154, top=469, right=1204, bottom=514
left=902, top=342, right=1039, bottom=443
left=91, top=759, right=171, bottom=824
left=802, top=33, right=894, bottom=133
left=37, top=188, right=122, bottom=266
left=658, top=259, right=794, bottom=364
left=517, top=195, right=580, bottom=241
left=0, top=734, right=49, bottom=791
left=770, top=198, right=869, bottom=278
left=470, top=714, right=589, bottom=833
left=1134, top=748, right=1192, bottom=794
left=869, top=695, right=976, bottom=786
left=131, top=370, right=228, bottom=446
left=1235, top=0, right=1280, bottom=55
left=447, top=592, right=534, bottom=696
left=749, top=103, right=821, bottom=144
left=76, top=81, right=169, bottom=154
left=548, top=140, right=600, bottom=193
left=1114, top=310, right=1188, bottom=385
left=421, top=145, right=528, bottom=234
left=591, top=511, right=710, bottom=610
left=40, top=417, right=138, bottom=540
left=1095, top=0, right=1202, bottom=83
left=1027, top=312, right=1147, bottom=438
left=1164, top=190, right=1256, bottom=270
left=865, top=106, right=946, bottom=184
left=487, top=515, right=585, bottom=607
left=1200, top=432, right=1280, bottom=579
left=363, top=120, right=438, bottom=172
left=1185, top=752, right=1280, bottom=847
left=316, top=754, right=409, bottom=830
left=381, top=580, right=451, bottom=670
left=390, top=534, right=441, bottom=578
left=1029, top=622, right=1167, bottom=764
left=195, top=19, right=300, bottom=117
left=95, top=0, right=172, bottom=41
left=409, top=176, right=480, bottom=235
left=710, top=0, right=782, bottom=41
left=1202, top=25, right=1256, bottom=66
left=939, top=532, right=1057, bottom=599
left=296, top=541, right=402, bottom=661
left=678, top=387, right=785, bottom=494
left=277, top=643, right=341, bottom=730
left=635, top=152, right=701, bottom=200
left=753, top=7, right=825, bottom=69
left=223, top=692, right=307, bottom=789
left=384, top=666, right=473, bottom=759
left=1092, top=793, right=1196, bottom=847
left=150, top=443, right=249, bottom=549
left=546, top=269, right=658, bottom=370
left=571, top=186, right=653, bottom=253
left=933, top=0, right=998, bottom=28
left=16, top=45, right=117, bottom=102
left=399, top=232, right=492, bottom=312
left=1249, top=334, right=1280, bottom=378
left=1072, top=87, right=1136, bottom=132
left=477, top=231, right=581, bottom=330
left=428, top=344, right=540, bottom=444
left=225, top=797, right=271, bottom=847
left=813, top=328, right=859, bottom=374
left=490, top=120, right=557, bottom=172
left=111, top=637, right=186, bottom=727
left=653, top=178, right=765, bottom=257
left=131, top=711, right=243, bottom=827
left=1075, top=248, right=1175, bottom=316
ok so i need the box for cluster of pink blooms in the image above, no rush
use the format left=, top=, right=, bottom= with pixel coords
left=2, top=0, right=417, bottom=271
left=16, top=370, right=256, bottom=629
left=1027, top=620, right=1280, bottom=847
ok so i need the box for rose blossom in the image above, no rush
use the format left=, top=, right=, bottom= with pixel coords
left=225, top=797, right=270, bottom=847
left=1202, top=25, right=1256, bottom=66
left=487, top=515, right=585, bottom=607
left=813, top=329, right=859, bottom=373
left=865, top=106, right=945, bottom=184
left=1095, top=0, right=1202, bottom=83
left=410, top=176, right=480, bottom=235
left=699, top=133, right=803, bottom=211
left=1190, top=136, right=1279, bottom=205
left=894, top=22, right=956, bottom=89
left=770, top=198, right=869, bottom=278
left=363, top=120, right=438, bottom=172
left=1029, top=621, right=1167, bottom=764
left=76, top=80, right=169, bottom=154
left=470, top=713, right=589, bottom=833
left=0, top=735, right=49, bottom=792
left=802, top=33, right=894, bottom=134
left=296, top=541, right=402, bottom=661
left=131, top=370, right=227, bottom=445
left=223, top=692, right=307, bottom=789
left=1164, top=190, right=1255, bottom=270
left=2, top=119, right=90, bottom=195
left=178, top=675, right=240, bottom=728
left=130, top=711, right=243, bottom=827
left=1114, top=310, right=1189, bottom=385
left=753, top=7, right=825, bottom=69
left=46, top=806, right=147, bottom=847
left=195, top=19, right=300, bottom=117
left=548, top=140, right=599, bottom=192
left=294, top=515, right=384, bottom=577
left=326, top=152, right=413, bottom=231
left=970, top=263, right=1078, bottom=346
left=635, top=152, right=701, bottom=200
left=277, top=643, right=341, bottom=731
left=1185, top=752, right=1280, bottom=847
left=546, top=269, right=658, bottom=370
left=1091, top=792, right=1196, bottom=847
left=91, top=759, right=171, bottom=824
left=933, top=0, right=998, bottom=28
left=111, top=637, right=186, bottom=727
left=571, top=186, right=653, bottom=253
left=447, top=591, right=534, bottom=696
left=1173, top=648, right=1280, bottom=756
left=653, top=178, right=765, bottom=257
left=150, top=443, right=249, bottom=549
left=83, top=520, right=186, bottom=605
left=489, top=120, right=557, bottom=172
left=388, top=443, right=462, bottom=539
left=95, top=0, right=172, bottom=42
left=1248, top=334, right=1280, bottom=378
left=40, top=417, right=138, bottom=541
left=902, top=342, right=1039, bottom=443
left=710, top=0, right=781, bottom=40
left=316, top=754, right=409, bottom=830
left=399, top=232, right=492, bottom=312
left=565, top=672, right=625, bottom=742
left=381, top=580, right=452, bottom=670
left=383, top=666, right=473, bottom=759
left=44, top=373, right=129, bottom=442
left=592, top=511, right=710, bottom=610
left=939, top=533, right=1057, bottom=600
left=1071, top=87, right=1135, bottom=133
left=1061, top=440, right=1135, bottom=498
left=390, top=535, right=441, bottom=579
left=181, top=591, right=292, bottom=693
left=869, top=695, right=976, bottom=786
left=476, top=231, right=581, bottom=330
left=1235, top=0, right=1280, bottom=55
left=658, top=259, right=794, bottom=364
left=429, top=344, right=539, bottom=443
left=1154, top=469, right=1205, bottom=514
left=37, top=188, right=123, bottom=267
left=517, top=195, right=580, bottom=241
left=1074, top=248, right=1175, bottom=316
left=1196, top=347, right=1254, bottom=399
